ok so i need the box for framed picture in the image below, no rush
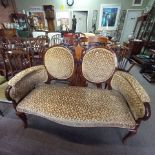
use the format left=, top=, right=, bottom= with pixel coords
left=132, top=0, right=143, bottom=6
left=99, top=4, right=121, bottom=30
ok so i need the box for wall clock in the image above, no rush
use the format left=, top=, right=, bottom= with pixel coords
left=67, top=0, right=74, bottom=6
left=1, top=0, right=9, bottom=8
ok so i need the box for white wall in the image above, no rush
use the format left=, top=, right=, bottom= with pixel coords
left=15, top=0, right=150, bottom=32
left=146, top=0, right=155, bottom=11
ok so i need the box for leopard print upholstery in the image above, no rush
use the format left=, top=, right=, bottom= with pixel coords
left=44, top=46, right=74, bottom=79
left=0, top=82, right=11, bottom=103
left=82, top=48, right=116, bottom=83
left=111, top=71, right=150, bottom=120
left=8, top=65, right=48, bottom=103
left=0, top=76, right=6, bottom=84
left=17, top=84, right=136, bottom=129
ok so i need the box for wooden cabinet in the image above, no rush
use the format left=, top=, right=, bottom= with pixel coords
left=131, top=4, right=155, bottom=55
left=43, top=5, right=55, bottom=32
left=11, top=13, right=29, bottom=30
left=11, top=13, right=31, bottom=38
left=123, top=40, right=144, bottom=56
left=141, top=7, right=155, bottom=43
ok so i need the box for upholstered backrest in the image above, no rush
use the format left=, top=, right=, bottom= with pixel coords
left=82, top=48, right=116, bottom=83
left=44, top=46, right=74, bottom=79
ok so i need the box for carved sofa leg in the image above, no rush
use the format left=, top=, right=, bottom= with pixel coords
left=0, top=110, right=4, bottom=116
left=5, top=86, right=28, bottom=128
left=123, top=102, right=151, bottom=144
left=16, top=111, right=28, bottom=128
left=122, top=127, right=138, bottom=144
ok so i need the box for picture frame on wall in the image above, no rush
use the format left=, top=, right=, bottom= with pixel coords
left=132, top=0, right=143, bottom=6
left=99, top=4, right=121, bottom=30
left=27, top=7, right=47, bottom=31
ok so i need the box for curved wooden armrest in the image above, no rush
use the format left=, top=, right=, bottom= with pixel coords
left=143, top=102, right=151, bottom=120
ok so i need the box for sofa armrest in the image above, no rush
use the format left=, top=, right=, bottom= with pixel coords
left=6, top=65, right=48, bottom=103
left=111, top=71, right=150, bottom=120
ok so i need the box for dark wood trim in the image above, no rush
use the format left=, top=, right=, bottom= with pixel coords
left=143, top=102, right=151, bottom=120
left=123, top=123, right=139, bottom=144
left=122, top=102, right=151, bottom=143
left=5, top=85, right=13, bottom=101
left=16, top=110, right=27, bottom=128
left=0, top=110, right=4, bottom=116
left=5, top=85, right=28, bottom=128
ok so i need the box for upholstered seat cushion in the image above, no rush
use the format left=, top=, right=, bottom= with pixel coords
left=17, top=84, right=136, bottom=129
left=0, top=76, right=6, bottom=84
left=0, top=82, right=11, bottom=103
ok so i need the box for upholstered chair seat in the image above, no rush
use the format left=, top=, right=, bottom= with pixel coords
left=16, top=84, right=136, bottom=128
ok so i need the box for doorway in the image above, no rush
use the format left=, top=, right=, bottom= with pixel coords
left=120, top=9, right=143, bottom=44
left=73, top=11, right=88, bottom=33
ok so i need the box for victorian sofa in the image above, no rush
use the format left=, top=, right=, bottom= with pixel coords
left=5, top=46, right=151, bottom=143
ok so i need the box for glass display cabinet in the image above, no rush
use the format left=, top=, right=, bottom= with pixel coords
left=11, top=13, right=31, bottom=38
left=133, top=14, right=148, bottom=39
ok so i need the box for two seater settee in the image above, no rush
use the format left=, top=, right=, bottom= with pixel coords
left=5, top=46, right=151, bottom=143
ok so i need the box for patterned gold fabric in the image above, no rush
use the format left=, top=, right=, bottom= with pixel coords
left=0, top=82, right=11, bottom=103
left=17, top=84, right=136, bottom=129
left=111, top=71, right=150, bottom=120
left=0, top=76, right=6, bottom=84
left=44, top=46, right=74, bottom=79
left=8, top=65, right=46, bottom=86
left=82, top=48, right=116, bottom=83
left=8, top=65, right=48, bottom=103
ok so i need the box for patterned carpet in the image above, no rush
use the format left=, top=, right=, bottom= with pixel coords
left=0, top=65, right=155, bottom=155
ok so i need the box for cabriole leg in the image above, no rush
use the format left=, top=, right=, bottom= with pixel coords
left=122, top=129, right=137, bottom=144
left=16, top=111, right=27, bottom=128
left=0, top=110, right=4, bottom=116
left=122, top=124, right=139, bottom=144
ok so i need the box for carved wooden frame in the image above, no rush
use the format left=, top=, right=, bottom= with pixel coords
left=5, top=44, right=151, bottom=144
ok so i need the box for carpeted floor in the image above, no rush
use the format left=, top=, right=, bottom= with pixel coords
left=0, top=65, right=155, bottom=155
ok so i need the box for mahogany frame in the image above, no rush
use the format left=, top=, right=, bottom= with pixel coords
left=5, top=43, right=151, bottom=144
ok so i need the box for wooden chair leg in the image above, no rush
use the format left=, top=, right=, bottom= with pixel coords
left=0, top=110, right=4, bottom=116
left=122, top=123, right=139, bottom=144
left=16, top=111, right=27, bottom=128
left=122, top=129, right=137, bottom=144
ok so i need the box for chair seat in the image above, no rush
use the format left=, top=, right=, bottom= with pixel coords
left=17, top=84, right=136, bottom=129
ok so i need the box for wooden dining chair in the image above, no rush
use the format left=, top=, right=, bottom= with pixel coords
left=37, top=35, right=50, bottom=48
left=110, top=45, right=137, bottom=72
left=0, top=48, right=7, bottom=79
left=5, top=49, right=31, bottom=78
left=28, top=37, right=46, bottom=65
left=51, top=34, right=62, bottom=46
left=2, top=37, right=23, bottom=51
